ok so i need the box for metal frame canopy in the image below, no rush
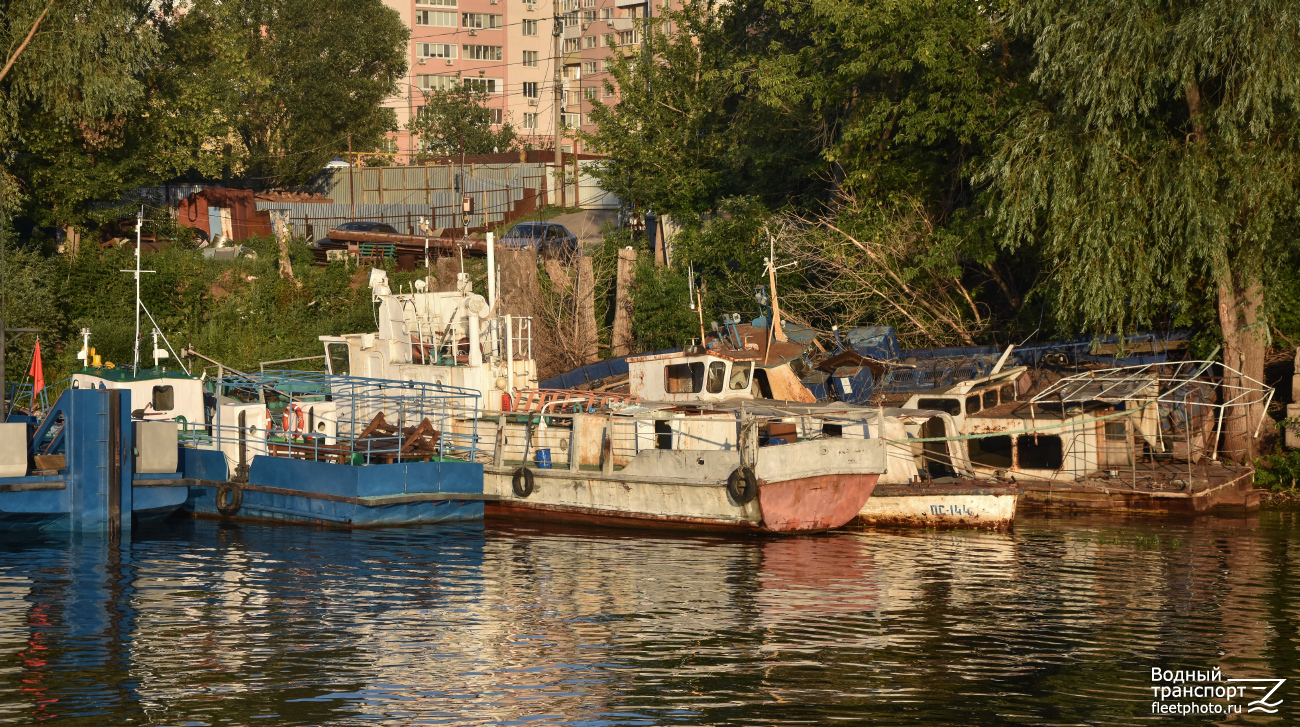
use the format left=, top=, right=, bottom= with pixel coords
left=1029, top=360, right=1276, bottom=445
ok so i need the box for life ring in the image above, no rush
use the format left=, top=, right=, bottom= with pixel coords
left=216, top=484, right=243, bottom=516
left=282, top=404, right=304, bottom=433
left=512, top=467, right=534, bottom=498
left=726, top=467, right=758, bottom=505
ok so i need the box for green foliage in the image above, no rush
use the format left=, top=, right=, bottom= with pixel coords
left=981, top=0, right=1300, bottom=335
left=1254, top=448, right=1300, bottom=492
left=628, top=250, right=698, bottom=351
left=409, top=84, right=518, bottom=160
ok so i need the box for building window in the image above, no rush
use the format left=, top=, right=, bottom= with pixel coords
left=582, top=10, right=597, bottom=22
left=617, top=30, right=640, bottom=46
left=416, top=0, right=456, bottom=5
left=563, top=11, right=577, bottom=27
left=522, top=19, right=538, bottom=35
left=584, top=35, right=597, bottom=48
left=462, top=45, right=502, bottom=61
left=563, top=38, right=580, bottom=52
left=523, top=112, right=538, bottom=130
left=417, top=74, right=458, bottom=92
left=583, top=86, right=597, bottom=101
left=522, top=81, right=539, bottom=98
left=490, top=108, right=504, bottom=125
left=462, top=77, right=501, bottom=93
left=583, top=61, right=597, bottom=75
left=582, top=0, right=595, bottom=6
left=601, top=7, right=613, bottom=19
left=415, top=9, right=456, bottom=26
left=582, top=113, right=593, bottom=126
left=602, top=33, right=614, bottom=47
left=462, top=13, right=502, bottom=29
left=562, top=112, right=580, bottom=128
left=523, top=50, right=539, bottom=67
left=418, top=43, right=456, bottom=59
left=599, top=59, right=607, bottom=72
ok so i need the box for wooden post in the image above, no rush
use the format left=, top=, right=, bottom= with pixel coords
left=612, top=247, right=636, bottom=357
left=577, top=253, right=599, bottom=364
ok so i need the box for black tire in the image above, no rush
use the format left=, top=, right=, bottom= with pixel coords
left=727, top=467, right=758, bottom=505
left=512, top=467, right=535, bottom=498
left=216, top=484, right=243, bottom=516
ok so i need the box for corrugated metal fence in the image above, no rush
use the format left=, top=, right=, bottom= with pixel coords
left=258, top=167, right=546, bottom=239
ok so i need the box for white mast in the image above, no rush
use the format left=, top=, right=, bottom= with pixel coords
left=120, top=207, right=154, bottom=375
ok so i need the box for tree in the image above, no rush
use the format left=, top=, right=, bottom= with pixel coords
left=981, top=0, right=1300, bottom=460
left=407, top=83, right=518, bottom=160
left=170, top=0, right=409, bottom=188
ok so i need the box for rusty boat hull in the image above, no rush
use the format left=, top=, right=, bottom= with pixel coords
left=485, top=438, right=887, bottom=534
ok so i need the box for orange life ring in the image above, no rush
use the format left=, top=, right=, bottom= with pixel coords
left=282, top=403, right=305, bottom=433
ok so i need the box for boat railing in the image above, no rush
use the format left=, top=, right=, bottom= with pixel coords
left=173, top=370, right=483, bottom=466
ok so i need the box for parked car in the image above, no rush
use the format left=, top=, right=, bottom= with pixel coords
left=498, top=222, right=578, bottom=257
left=312, top=221, right=399, bottom=248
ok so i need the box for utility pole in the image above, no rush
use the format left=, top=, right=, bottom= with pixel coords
left=552, top=0, right=564, bottom=209
left=348, top=132, right=355, bottom=221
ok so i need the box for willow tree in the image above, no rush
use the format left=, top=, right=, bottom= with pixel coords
left=983, top=0, right=1300, bottom=460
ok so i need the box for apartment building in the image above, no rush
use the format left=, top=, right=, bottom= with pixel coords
left=382, top=0, right=672, bottom=160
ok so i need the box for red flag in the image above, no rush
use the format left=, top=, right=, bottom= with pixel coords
left=28, top=340, right=44, bottom=396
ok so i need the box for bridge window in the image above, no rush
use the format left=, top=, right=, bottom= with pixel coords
left=969, top=435, right=1012, bottom=468
left=665, top=362, right=703, bottom=393
left=729, top=362, right=753, bottom=390
left=152, top=385, right=174, bottom=412
left=1017, top=435, right=1063, bottom=469
left=916, top=397, right=961, bottom=416
left=706, top=362, right=726, bottom=393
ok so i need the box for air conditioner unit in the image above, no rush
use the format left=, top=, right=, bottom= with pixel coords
left=582, top=22, right=590, bottom=30
left=418, top=58, right=427, bottom=64
left=469, top=28, right=478, bottom=36
left=527, top=3, right=535, bottom=9
left=446, top=58, right=454, bottom=65
left=528, top=99, right=538, bottom=106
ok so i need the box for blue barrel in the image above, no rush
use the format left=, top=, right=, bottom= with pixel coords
left=534, top=448, right=552, bottom=469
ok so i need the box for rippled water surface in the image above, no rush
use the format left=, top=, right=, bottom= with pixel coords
left=2, top=511, right=1298, bottom=725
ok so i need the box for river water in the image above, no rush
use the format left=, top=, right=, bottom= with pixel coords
left=1, top=512, right=1297, bottom=726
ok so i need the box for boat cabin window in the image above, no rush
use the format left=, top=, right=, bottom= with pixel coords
left=729, top=362, right=753, bottom=390
left=1017, top=434, right=1064, bottom=469
left=326, top=342, right=350, bottom=376
left=822, top=422, right=843, bottom=438
left=753, top=369, right=774, bottom=399
left=152, top=385, right=174, bottom=412
left=665, top=362, right=704, bottom=393
left=706, top=362, right=726, bottom=393
left=654, top=419, right=673, bottom=449
left=966, top=395, right=981, bottom=414
left=983, top=390, right=998, bottom=409
left=969, top=435, right=1013, bottom=467
left=916, top=397, right=961, bottom=416
left=999, top=383, right=1015, bottom=403
left=1105, top=422, right=1127, bottom=441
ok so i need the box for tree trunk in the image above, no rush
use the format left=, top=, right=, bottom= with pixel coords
left=1217, top=273, right=1267, bottom=462
left=576, top=254, right=599, bottom=364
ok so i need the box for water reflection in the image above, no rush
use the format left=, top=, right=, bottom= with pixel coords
left=0, top=512, right=1297, bottom=725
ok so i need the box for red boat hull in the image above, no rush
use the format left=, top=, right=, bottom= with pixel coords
left=758, top=473, right=879, bottom=532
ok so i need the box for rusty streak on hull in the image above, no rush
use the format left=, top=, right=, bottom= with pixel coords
left=758, top=474, right=879, bottom=532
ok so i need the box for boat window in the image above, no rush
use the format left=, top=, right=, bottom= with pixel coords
left=969, top=435, right=1013, bottom=468
left=916, top=397, right=961, bottom=416
left=999, top=383, right=1015, bottom=403
left=966, top=395, right=981, bottom=414
left=654, top=419, right=673, bottom=449
left=152, top=385, right=174, bottom=412
left=729, top=362, right=753, bottom=390
left=1017, top=435, right=1064, bottom=469
left=822, top=422, right=843, bottom=438
left=706, top=362, right=726, bottom=393
left=1104, top=422, right=1127, bottom=441
left=753, top=369, right=774, bottom=399
left=326, top=342, right=349, bottom=376
left=665, top=362, right=704, bottom=393
left=983, top=390, right=998, bottom=409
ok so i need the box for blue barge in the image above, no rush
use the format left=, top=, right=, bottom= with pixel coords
left=1, top=367, right=493, bottom=531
